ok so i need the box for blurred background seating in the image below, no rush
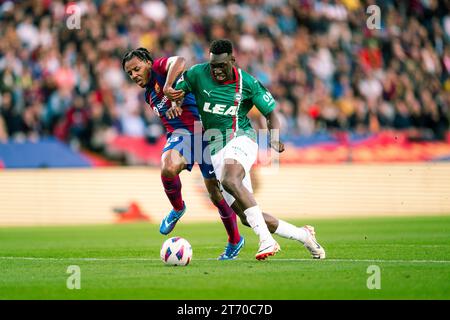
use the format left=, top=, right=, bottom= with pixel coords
left=0, top=0, right=449, bottom=167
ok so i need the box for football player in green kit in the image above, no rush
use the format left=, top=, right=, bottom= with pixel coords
left=166, top=39, right=325, bottom=261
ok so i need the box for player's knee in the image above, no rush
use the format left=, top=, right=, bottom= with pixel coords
left=221, top=177, right=242, bottom=196
left=161, top=163, right=181, bottom=178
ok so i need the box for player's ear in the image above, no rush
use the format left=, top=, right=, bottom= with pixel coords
left=230, top=55, right=236, bottom=64
left=144, top=60, right=152, bottom=72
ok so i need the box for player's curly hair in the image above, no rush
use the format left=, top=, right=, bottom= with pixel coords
left=209, top=39, right=233, bottom=55
left=121, top=47, right=154, bottom=70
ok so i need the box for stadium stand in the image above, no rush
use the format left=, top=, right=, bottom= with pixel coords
left=0, top=0, right=449, bottom=167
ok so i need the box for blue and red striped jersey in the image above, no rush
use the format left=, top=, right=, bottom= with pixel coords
left=144, top=57, right=199, bottom=134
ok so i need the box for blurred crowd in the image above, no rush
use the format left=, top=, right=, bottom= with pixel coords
left=0, top=0, right=449, bottom=156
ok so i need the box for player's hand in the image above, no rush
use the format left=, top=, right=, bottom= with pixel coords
left=166, top=102, right=183, bottom=119
left=270, top=140, right=285, bottom=153
left=163, top=86, right=185, bottom=101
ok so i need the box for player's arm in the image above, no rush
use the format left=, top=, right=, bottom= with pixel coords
left=251, top=80, right=285, bottom=153
left=163, top=56, right=186, bottom=101
left=265, top=109, right=285, bottom=153
left=166, top=67, right=196, bottom=119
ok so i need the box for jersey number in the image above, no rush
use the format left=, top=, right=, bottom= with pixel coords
left=263, top=91, right=274, bottom=103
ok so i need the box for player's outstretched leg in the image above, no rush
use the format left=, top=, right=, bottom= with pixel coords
left=262, top=214, right=325, bottom=259
left=159, top=150, right=187, bottom=235
left=231, top=202, right=325, bottom=259
left=265, top=217, right=325, bottom=259
left=203, top=177, right=244, bottom=260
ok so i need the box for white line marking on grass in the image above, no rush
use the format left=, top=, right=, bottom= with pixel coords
left=0, top=257, right=158, bottom=262
left=268, top=258, right=450, bottom=264
left=337, top=244, right=449, bottom=248
left=1, top=257, right=450, bottom=264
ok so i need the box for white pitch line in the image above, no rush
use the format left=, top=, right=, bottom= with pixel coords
left=269, top=258, right=450, bottom=264
left=0, top=256, right=449, bottom=264
left=0, top=256, right=158, bottom=262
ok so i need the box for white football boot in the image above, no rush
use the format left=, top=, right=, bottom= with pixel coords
left=302, top=225, right=326, bottom=259
left=255, top=238, right=281, bottom=260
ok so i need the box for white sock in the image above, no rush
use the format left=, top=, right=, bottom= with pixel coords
left=244, top=205, right=274, bottom=243
left=275, top=220, right=308, bottom=243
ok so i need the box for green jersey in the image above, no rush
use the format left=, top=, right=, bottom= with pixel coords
left=175, top=63, right=276, bottom=154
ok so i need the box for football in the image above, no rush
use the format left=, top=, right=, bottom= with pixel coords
left=160, top=237, right=192, bottom=266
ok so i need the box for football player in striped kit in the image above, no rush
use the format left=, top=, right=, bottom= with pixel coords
left=122, top=48, right=244, bottom=260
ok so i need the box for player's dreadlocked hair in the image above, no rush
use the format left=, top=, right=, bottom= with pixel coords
left=121, top=47, right=154, bottom=70
left=209, top=39, right=233, bottom=55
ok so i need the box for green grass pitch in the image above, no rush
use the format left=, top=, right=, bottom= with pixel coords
left=0, top=216, right=449, bottom=299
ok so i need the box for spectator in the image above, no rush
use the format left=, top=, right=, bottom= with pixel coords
left=0, top=92, right=22, bottom=139
left=0, top=114, right=7, bottom=143
left=393, top=100, right=412, bottom=131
